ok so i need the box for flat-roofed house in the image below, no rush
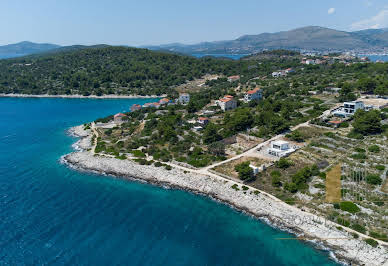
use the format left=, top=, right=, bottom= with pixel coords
left=244, top=88, right=262, bottom=102
left=332, top=101, right=365, bottom=118
left=178, top=93, right=190, bottom=104
left=268, top=140, right=295, bottom=157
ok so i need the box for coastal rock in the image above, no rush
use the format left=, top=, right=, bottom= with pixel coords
left=63, top=151, right=388, bottom=266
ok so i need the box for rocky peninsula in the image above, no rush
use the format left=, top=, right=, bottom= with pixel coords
left=62, top=125, right=388, bottom=266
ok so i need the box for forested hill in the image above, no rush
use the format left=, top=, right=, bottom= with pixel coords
left=0, top=46, right=239, bottom=96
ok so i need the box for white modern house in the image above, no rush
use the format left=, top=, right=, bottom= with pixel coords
left=177, top=93, right=190, bottom=104
left=244, top=88, right=262, bottom=102
left=344, top=101, right=364, bottom=114
left=268, top=140, right=295, bottom=157
left=272, top=71, right=286, bottom=78
left=305, top=59, right=316, bottom=65
left=332, top=101, right=365, bottom=117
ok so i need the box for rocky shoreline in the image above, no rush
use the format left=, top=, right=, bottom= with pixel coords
left=62, top=125, right=388, bottom=266
left=0, top=93, right=165, bottom=99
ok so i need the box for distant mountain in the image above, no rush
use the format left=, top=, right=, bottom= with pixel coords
left=0, top=41, right=60, bottom=59
left=145, top=26, right=388, bottom=54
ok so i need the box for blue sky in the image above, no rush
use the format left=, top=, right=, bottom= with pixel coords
left=1, top=0, right=388, bottom=46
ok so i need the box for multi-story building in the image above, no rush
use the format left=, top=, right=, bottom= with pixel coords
left=218, top=95, right=237, bottom=111
left=244, top=88, right=262, bottom=102
left=177, top=93, right=190, bottom=104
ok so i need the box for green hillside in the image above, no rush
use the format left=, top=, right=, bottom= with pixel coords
left=0, top=46, right=238, bottom=96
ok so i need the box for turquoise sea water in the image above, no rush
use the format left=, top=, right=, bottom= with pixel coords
left=0, top=97, right=338, bottom=265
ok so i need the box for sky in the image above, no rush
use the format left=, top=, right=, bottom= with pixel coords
left=1, top=0, right=388, bottom=46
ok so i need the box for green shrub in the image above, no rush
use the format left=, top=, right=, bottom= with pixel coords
left=286, top=130, right=304, bottom=142
left=351, top=223, right=366, bottom=234
left=270, top=170, right=281, bottom=178
left=338, top=121, right=349, bottom=128
left=314, top=183, right=325, bottom=189
left=352, top=232, right=359, bottom=239
left=284, top=182, right=298, bottom=193
left=234, top=162, right=254, bottom=181
left=231, top=184, right=240, bottom=191
left=131, top=150, right=146, bottom=158
left=340, top=201, right=360, bottom=214
left=318, top=172, right=326, bottom=179
left=375, top=165, right=385, bottom=171
left=336, top=217, right=350, bottom=227
left=154, top=161, right=163, bottom=167
left=333, top=203, right=340, bottom=209
left=350, top=153, right=367, bottom=160
left=366, top=174, right=382, bottom=185
left=271, top=175, right=282, bottom=187
left=324, top=132, right=336, bottom=138
left=368, top=145, right=380, bottom=153
left=347, top=131, right=364, bottom=139
left=354, top=147, right=366, bottom=153
left=364, top=238, right=378, bottom=248
left=242, top=185, right=249, bottom=191
left=164, top=165, right=172, bottom=170
left=275, top=158, right=293, bottom=169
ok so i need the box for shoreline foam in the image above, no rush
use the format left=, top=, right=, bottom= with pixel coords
left=62, top=125, right=388, bottom=266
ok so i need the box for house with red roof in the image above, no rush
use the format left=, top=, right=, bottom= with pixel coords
left=130, top=104, right=141, bottom=112
left=159, top=98, right=170, bottom=105
left=114, top=113, right=127, bottom=123
left=244, top=88, right=262, bottom=102
left=217, top=95, right=237, bottom=111
left=197, top=117, right=209, bottom=126
left=227, top=75, right=240, bottom=82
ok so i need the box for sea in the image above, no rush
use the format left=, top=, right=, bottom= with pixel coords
left=0, top=97, right=338, bottom=265
left=192, top=54, right=249, bottom=60
left=360, top=55, right=388, bottom=62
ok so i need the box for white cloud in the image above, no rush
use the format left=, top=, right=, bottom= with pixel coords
left=328, top=8, right=336, bottom=15
left=351, top=9, right=388, bottom=30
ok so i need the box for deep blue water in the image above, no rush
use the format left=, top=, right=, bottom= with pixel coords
left=192, top=54, right=249, bottom=60
left=0, top=97, right=338, bottom=265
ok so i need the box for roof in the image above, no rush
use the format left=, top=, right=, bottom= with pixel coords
left=228, top=75, right=240, bottom=79
left=198, top=117, right=209, bottom=121
left=328, top=120, right=342, bottom=124
left=272, top=140, right=289, bottom=145
left=224, top=95, right=234, bottom=98
left=220, top=98, right=233, bottom=102
left=114, top=113, right=126, bottom=118
left=159, top=98, right=169, bottom=103
left=246, top=88, right=260, bottom=94
left=132, top=104, right=141, bottom=107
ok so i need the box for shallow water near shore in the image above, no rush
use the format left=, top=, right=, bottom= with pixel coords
left=0, top=97, right=338, bottom=265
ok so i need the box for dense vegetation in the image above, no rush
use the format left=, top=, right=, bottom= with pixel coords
left=0, top=46, right=240, bottom=96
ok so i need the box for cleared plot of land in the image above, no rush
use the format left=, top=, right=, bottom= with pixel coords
left=325, top=164, right=341, bottom=203
left=212, top=156, right=271, bottom=179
